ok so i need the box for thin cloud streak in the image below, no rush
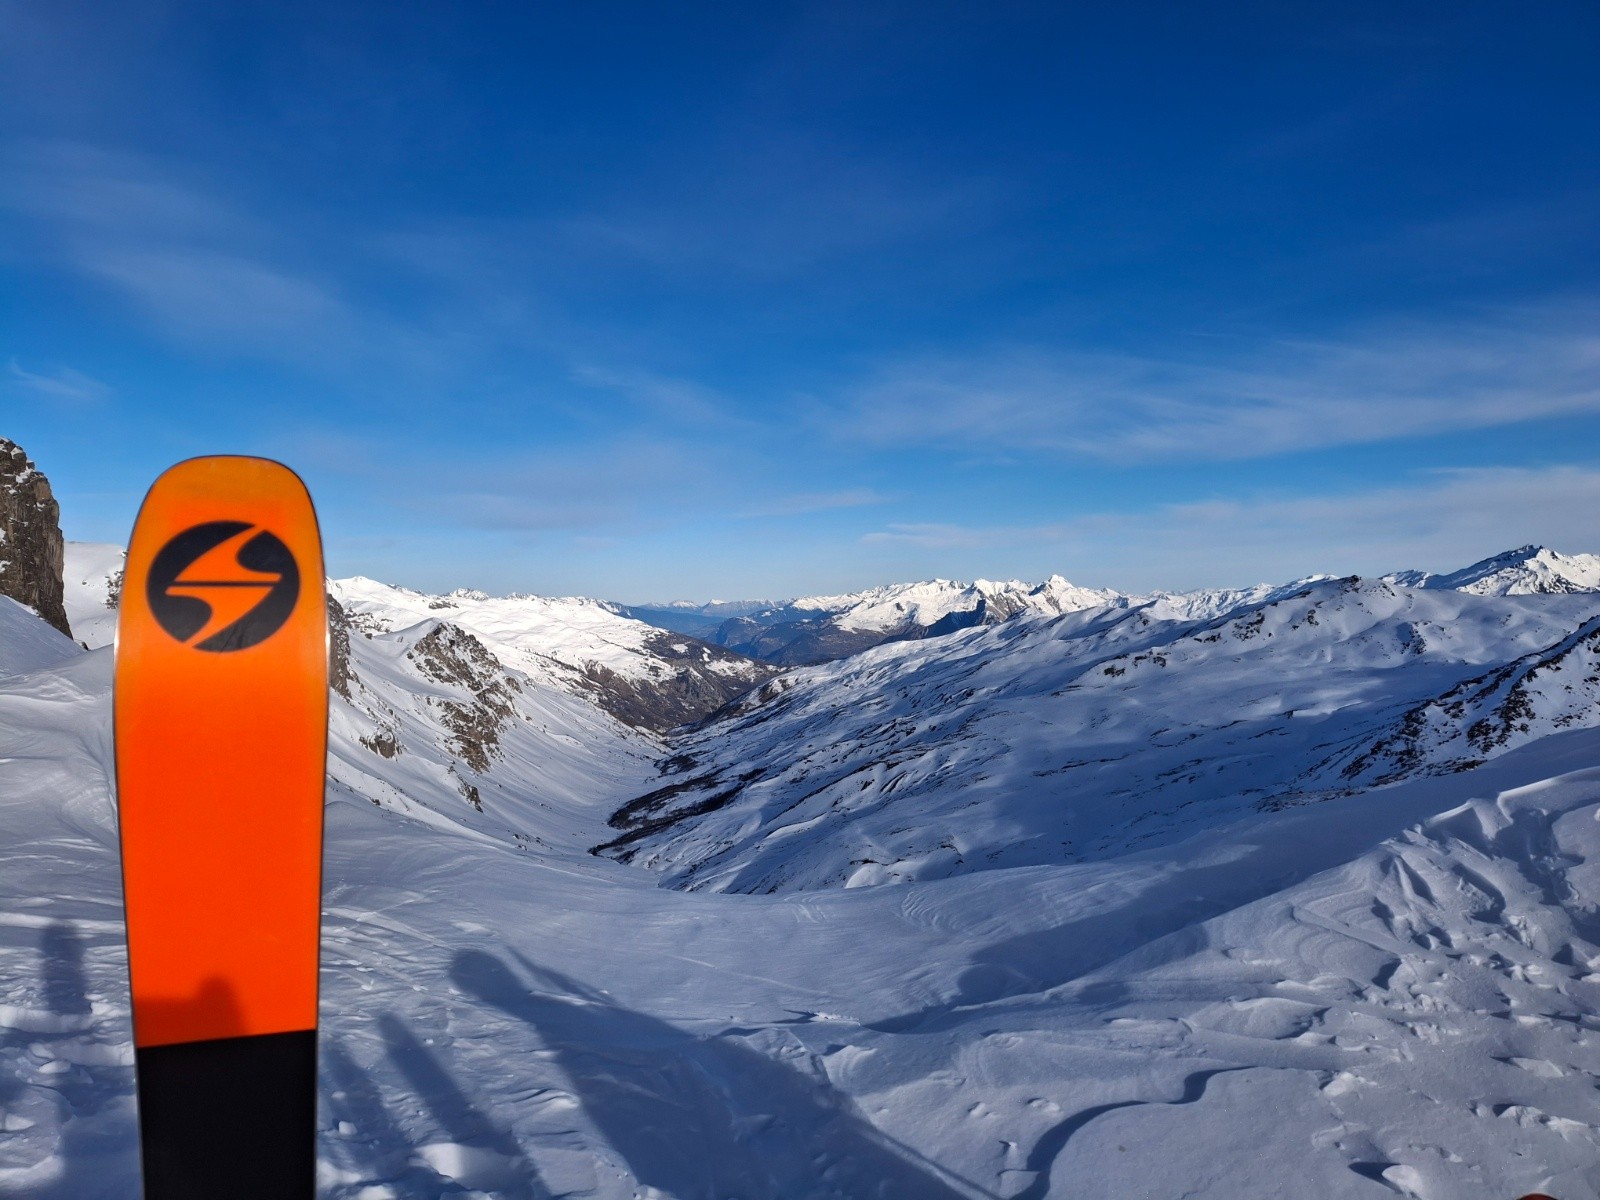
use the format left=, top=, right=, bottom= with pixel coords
left=556, top=138, right=1011, bottom=278
left=569, top=364, right=733, bottom=427
left=4, top=143, right=359, bottom=357
left=830, top=308, right=1600, bottom=463
left=7, top=359, right=112, bottom=404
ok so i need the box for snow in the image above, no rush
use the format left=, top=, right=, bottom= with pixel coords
left=0, top=596, right=82, bottom=677
left=332, top=576, right=754, bottom=687
left=1386, top=545, right=1600, bottom=597
left=608, top=578, right=1600, bottom=893
left=789, top=576, right=1121, bottom=633
left=61, top=542, right=124, bottom=650
left=5, top=550, right=1600, bottom=1197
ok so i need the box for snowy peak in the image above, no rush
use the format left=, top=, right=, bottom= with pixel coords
left=789, top=575, right=1120, bottom=632
left=692, top=574, right=1124, bottom=665
left=325, top=600, right=661, bottom=845
left=1141, top=574, right=1341, bottom=621
left=330, top=576, right=777, bottom=733
left=1385, top=545, right=1600, bottom=596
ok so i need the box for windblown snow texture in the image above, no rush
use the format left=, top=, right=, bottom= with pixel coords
left=5, top=546, right=1600, bottom=1199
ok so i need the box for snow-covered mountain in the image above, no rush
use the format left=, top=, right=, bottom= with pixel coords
left=703, top=575, right=1124, bottom=665
left=325, top=585, right=662, bottom=851
left=1140, top=574, right=1340, bottom=620
left=625, top=546, right=1600, bottom=669
left=1385, top=544, right=1600, bottom=596
left=331, top=577, right=778, bottom=734
left=634, top=574, right=1358, bottom=665
left=598, top=577, right=1600, bottom=893
left=793, top=575, right=1122, bottom=632
left=8, top=580, right=1600, bottom=1198
left=10, top=538, right=1600, bottom=1198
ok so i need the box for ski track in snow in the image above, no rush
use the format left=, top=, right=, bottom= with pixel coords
left=6, top=566, right=1600, bottom=1196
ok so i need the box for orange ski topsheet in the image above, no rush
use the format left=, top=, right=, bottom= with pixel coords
left=115, top=457, right=328, bottom=1048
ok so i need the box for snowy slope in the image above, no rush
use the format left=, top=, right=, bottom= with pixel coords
left=1141, top=574, right=1340, bottom=620
left=600, top=578, right=1600, bottom=893
left=333, top=577, right=778, bottom=733
left=9, top=554, right=1600, bottom=1199
left=61, top=543, right=124, bottom=651
left=6, top=591, right=1600, bottom=1197
left=0, top=596, right=82, bottom=678
left=1386, top=545, right=1600, bottom=596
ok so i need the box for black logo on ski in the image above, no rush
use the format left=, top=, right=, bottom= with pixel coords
left=147, top=521, right=300, bottom=652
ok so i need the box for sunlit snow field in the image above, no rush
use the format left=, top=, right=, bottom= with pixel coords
left=5, top=551, right=1600, bottom=1199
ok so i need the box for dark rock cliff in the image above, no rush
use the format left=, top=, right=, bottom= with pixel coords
left=0, top=439, right=71, bottom=638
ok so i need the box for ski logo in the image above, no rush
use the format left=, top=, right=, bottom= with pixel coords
left=147, top=520, right=301, bottom=652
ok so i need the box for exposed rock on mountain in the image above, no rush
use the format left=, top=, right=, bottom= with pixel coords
left=408, top=624, right=520, bottom=772
left=0, top=439, right=71, bottom=638
left=331, top=577, right=778, bottom=734
left=327, top=594, right=354, bottom=700
left=1333, top=611, right=1600, bottom=785
left=1385, top=544, right=1600, bottom=595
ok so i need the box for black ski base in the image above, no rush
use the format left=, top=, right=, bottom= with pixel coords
left=136, top=1028, right=316, bottom=1200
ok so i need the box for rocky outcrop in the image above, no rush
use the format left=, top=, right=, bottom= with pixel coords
left=574, top=631, right=781, bottom=733
left=327, top=594, right=354, bottom=699
left=407, top=623, right=521, bottom=776
left=0, top=439, right=70, bottom=638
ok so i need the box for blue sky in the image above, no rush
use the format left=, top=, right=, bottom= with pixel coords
left=3, top=1, right=1598, bottom=601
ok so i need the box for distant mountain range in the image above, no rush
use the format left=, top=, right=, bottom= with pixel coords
left=618, top=545, right=1600, bottom=666
left=13, top=530, right=1600, bottom=1197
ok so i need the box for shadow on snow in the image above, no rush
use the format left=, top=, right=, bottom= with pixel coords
left=449, top=949, right=989, bottom=1200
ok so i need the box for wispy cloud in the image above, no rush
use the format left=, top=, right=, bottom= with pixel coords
left=861, top=521, right=983, bottom=548
left=859, top=465, right=1600, bottom=590
left=7, top=359, right=112, bottom=404
left=828, top=306, right=1600, bottom=463
left=569, top=364, right=731, bottom=426
left=560, top=139, right=1008, bottom=277
left=88, top=247, right=348, bottom=344
left=2, top=143, right=366, bottom=361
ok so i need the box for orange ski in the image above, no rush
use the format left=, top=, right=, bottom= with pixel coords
left=115, top=456, right=328, bottom=1199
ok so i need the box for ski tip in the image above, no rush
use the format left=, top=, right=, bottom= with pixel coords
left=1516, top=1194, right=1562, bottom=1199
left=155, top=452, right=309, bottom=477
